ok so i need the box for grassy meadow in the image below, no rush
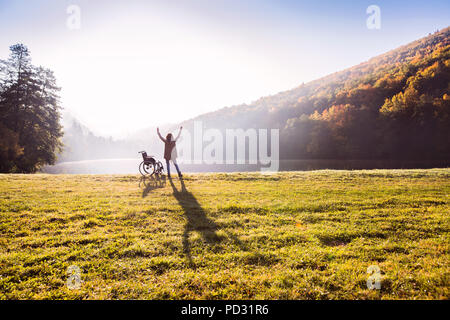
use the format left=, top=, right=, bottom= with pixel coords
left=0, top=169, right=449, bottom=299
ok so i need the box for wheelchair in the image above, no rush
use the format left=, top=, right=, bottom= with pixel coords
left=138, top=151, right=164, bottom=176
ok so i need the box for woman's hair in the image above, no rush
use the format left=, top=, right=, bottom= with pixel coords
left=166, top=133, right=173, bottom=142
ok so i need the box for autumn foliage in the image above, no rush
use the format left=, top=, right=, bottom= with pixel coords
left=186, top=27, right=450, bottom=161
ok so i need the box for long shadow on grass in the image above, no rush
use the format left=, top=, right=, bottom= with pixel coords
left=140, top=174, right=166, bottom=198
left=168, top=177, right=223, bottom=266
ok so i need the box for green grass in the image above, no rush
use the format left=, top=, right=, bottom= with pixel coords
left=0, top=169, right=449, bottom=299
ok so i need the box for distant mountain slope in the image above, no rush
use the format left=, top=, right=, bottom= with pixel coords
left=58, top=112, right=178, bottom=162
left=59, top=112, right=140, bottom=161
left=170, top=27, right=450, bottom=160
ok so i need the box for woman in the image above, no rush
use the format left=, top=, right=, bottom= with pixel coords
left=157, top=126, right=183, bottom=178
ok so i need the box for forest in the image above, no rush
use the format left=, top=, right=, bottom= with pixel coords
left=176, top=27, right=450, bottom=161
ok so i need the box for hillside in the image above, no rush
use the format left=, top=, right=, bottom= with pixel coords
left=168, top=27, right=450, bottom=161
left=0, top=169, right=448, bottom=299
left=59, top=112, right=139, bottom=162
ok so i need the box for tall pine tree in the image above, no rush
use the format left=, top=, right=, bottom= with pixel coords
left=0, top=44, right=63, bottom=172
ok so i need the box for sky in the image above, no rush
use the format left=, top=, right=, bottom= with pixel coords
left=0, top=0, right=449, bottom=137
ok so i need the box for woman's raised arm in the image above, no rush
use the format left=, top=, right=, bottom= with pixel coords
left=157, top=128, right=166, bottom=143
left=174, top=126, right=182, bottom=142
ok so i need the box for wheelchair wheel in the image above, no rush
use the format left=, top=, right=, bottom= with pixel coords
left=155, top=161, right=164, bottom=174
left=139, top=161, right=155, bottom=176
